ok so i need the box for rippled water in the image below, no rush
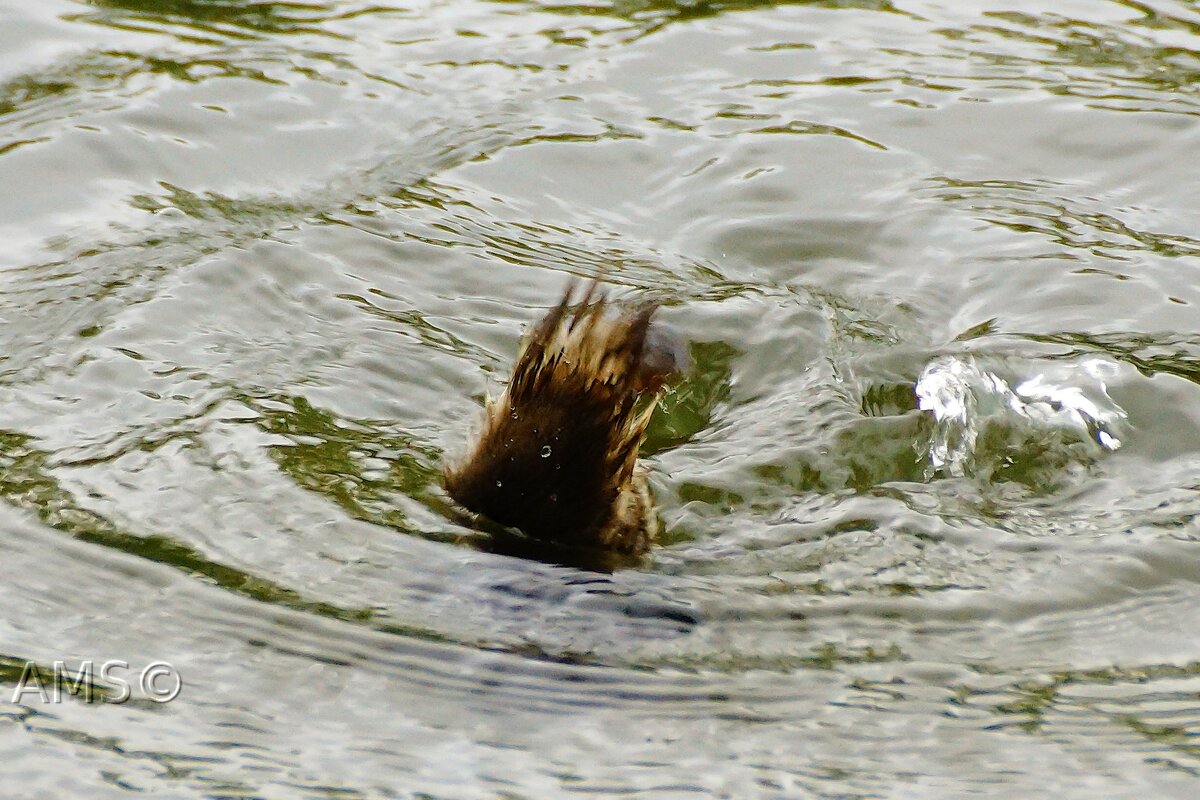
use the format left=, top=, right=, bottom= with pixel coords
left=3, top=0, right=1200, bottom=796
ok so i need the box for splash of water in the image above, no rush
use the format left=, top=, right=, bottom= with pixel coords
left=915, top=355, right=1127, bottom=480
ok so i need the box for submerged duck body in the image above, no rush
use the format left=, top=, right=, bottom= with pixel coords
left=444, top=281, right=683, bottom=555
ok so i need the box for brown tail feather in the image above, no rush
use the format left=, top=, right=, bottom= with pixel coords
left=444, top=280, right=675, bottom=554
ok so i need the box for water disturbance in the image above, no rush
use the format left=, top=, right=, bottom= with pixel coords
left=1, top=0, right=1200, bottom=797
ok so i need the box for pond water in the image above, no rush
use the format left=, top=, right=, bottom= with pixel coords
left=2, top=0, right=1200, bottom=796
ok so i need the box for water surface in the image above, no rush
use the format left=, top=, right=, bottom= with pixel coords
left=2, top=0, right=1200, bottom=796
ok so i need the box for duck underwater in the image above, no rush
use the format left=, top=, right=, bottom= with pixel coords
left=444, top=280, right=687, bottom=556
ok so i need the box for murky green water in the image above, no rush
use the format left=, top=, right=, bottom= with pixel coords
left=2, top=0, right=1200, bottom=796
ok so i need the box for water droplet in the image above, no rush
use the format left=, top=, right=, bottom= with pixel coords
left=510, top=409, right=519, bottom=420
left=540, top=445, right=552, bottom=458
left=549, top=493, right=557, bottom=503
left=495, top=480, right=503, bottom=488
